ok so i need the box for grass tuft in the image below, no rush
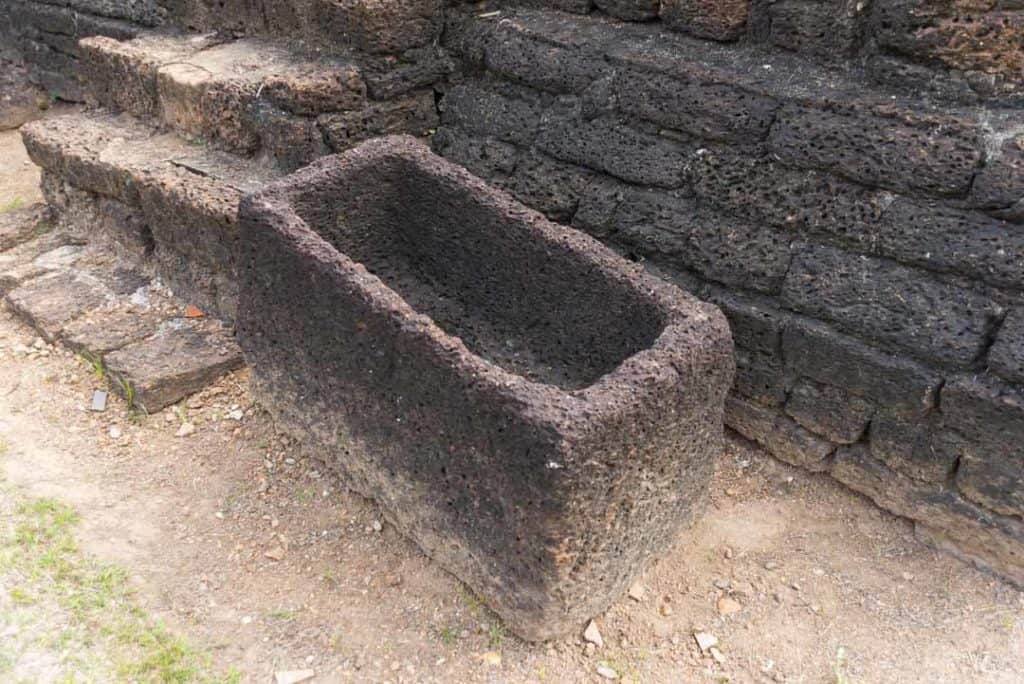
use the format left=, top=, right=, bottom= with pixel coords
left=1, top=489, right=238, bottom=682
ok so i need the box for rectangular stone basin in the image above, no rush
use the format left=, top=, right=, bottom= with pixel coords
left=237, top=136, right=734, bottom=640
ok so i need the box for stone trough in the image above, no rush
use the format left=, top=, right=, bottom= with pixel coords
left=237, top=136, right=735, bottom=640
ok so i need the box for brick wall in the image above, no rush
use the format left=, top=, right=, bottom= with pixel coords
left=438, top=6, right=1024, bottom=584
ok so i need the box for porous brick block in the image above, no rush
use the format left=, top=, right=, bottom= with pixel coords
left=137, top=168, right=245, bottom=322
left=319, top=93, right=439, bottom=152
left=483, top=21, right=610, bottom=94
left=440, top=84, right=543, bottom=147
left=688, top=147, right=889, bottom=249
left=594, top=0, right=659, bottom=20
left=991, top=309, right=1024, bottom=385
left=431, top=129, right=519, bottom=182
left=782, top=244, right=1002, bottom=368
left=785, top=378, right=874, bottom=444
left=79, top=33, right=213, bottom=120
left=613, top=69, right=778, bottom=144
left=508, top=150, right=595, bottom=222
left=768, top=103, right=983, bottom=197
left=725, top=396, right=835, bottom=471
left=314, top=0, right=444, bottom=54
left=237, top=136, right=734, bottom=640
left=781, top=317, right=941, bottom=416
left=943, top=376, right=1024, bottom=518
left=733, top=349, right=787, bottom=407
left=877, top=199, right=1024, bottom=290
left=869, top=412, right=965, bottom=483
left=971, top=132, right=1024, bottom=221
left=536, top=103, right=690, bottom=188
left=660, top=0, right=751, bottom=41
left=572, top=182, right=793, bottom=293
left=832, top=444, right=1024, bottom=587
left=22, top=112, right=276, bottom=320
left=768, top=0, right=865, bottom=60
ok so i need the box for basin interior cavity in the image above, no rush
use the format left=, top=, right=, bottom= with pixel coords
left=289, top=154, right=665, bottom=390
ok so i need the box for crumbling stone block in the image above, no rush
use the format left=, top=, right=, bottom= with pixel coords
left=688, top=147, right=889, bottom=249
left=869, top=412, right=965, bottom=483
left=782, top=244, right=1002, bottom=368
left=536, top=102, right=690, bottom=188
left=237, top=136, right=734, bottom=640
left=769, top=103, right=983, bottom=197
left=768, top=0, right=866, bottom=60
left=785, top=378, right=874, bottom=444
left=725, top=396, right=835, bottom=471
left=660, top=0, right=751, bottom=41
left=991, top=309, right=1024, bottom=385
left=877, top=199, right=1024, bottom=290
left=943, top=376, right=1024, bottom=518
left=971, top=132, right=1024, bottom=219
left=594, top=0, right=659, bottom=21
left=781, top=317, right=941, bottom=416
left=104, top=320, right=244, bottom=412
left=613, top=69, right=778, bottom=144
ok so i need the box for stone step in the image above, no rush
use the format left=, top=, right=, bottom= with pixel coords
left=1, top=231, right=243, bottom=412
left=78, top=31, right=439, bottom=169
left=21, top=111, right=275, bottom=321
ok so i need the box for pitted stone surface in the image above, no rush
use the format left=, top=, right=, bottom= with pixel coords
left=237, top=136, right=734, bottom=640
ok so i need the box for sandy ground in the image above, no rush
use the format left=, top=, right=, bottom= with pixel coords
left=1, top=121, right=1023, bottom=684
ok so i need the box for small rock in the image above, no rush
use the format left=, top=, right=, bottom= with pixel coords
left=274, top=670, right=315, bottom=684
left=731, top=581, right=755, bottom=597
left=694, top=632, right=718, bottom=652
left=108, top=425, right=123, bottom=440
left=709, top=646, right=726, bottom=664
left=659, top=603, right=673, bottom=617
left=901, top=572, right=914, bottom=582
left=596, top=664, right=619, bottom=680
left=91, top=390, right=108, bottom=412
left=479, top=651, right=502, bottom=667
left=265, top=547, right=286, bottom=561
left=176, top=422, right=196, bottom=438
left=371, top=520, right=383, bottom=533
left=627, top=581, right=646, bottom=601
left=183, top=304, right=205, bottom=319
left=227, top=408, right=244, bottom=421
left=385, top=574, right=403, bottom=587
left=584, top=642, right=596, bottom=657
left=717, top=596, right=742, bottom=616
left=723, top=546, right=734, bottom=560
left=764, top=560, right=779, bottom=571
left=583, top=620, right=604, bottom=648
left=713, top=578, right=730, bottom=591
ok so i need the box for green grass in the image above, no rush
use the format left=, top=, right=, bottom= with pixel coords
left=0, top=491, right=240, bottom=682
left=437, top=625, right=458, bottom=647
left=487, top=623, right=506, bottom=649
left=1, top=197, right=24, bottom=213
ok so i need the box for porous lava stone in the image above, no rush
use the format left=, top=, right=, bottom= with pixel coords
left=237, top=136, right=734, bottom=640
